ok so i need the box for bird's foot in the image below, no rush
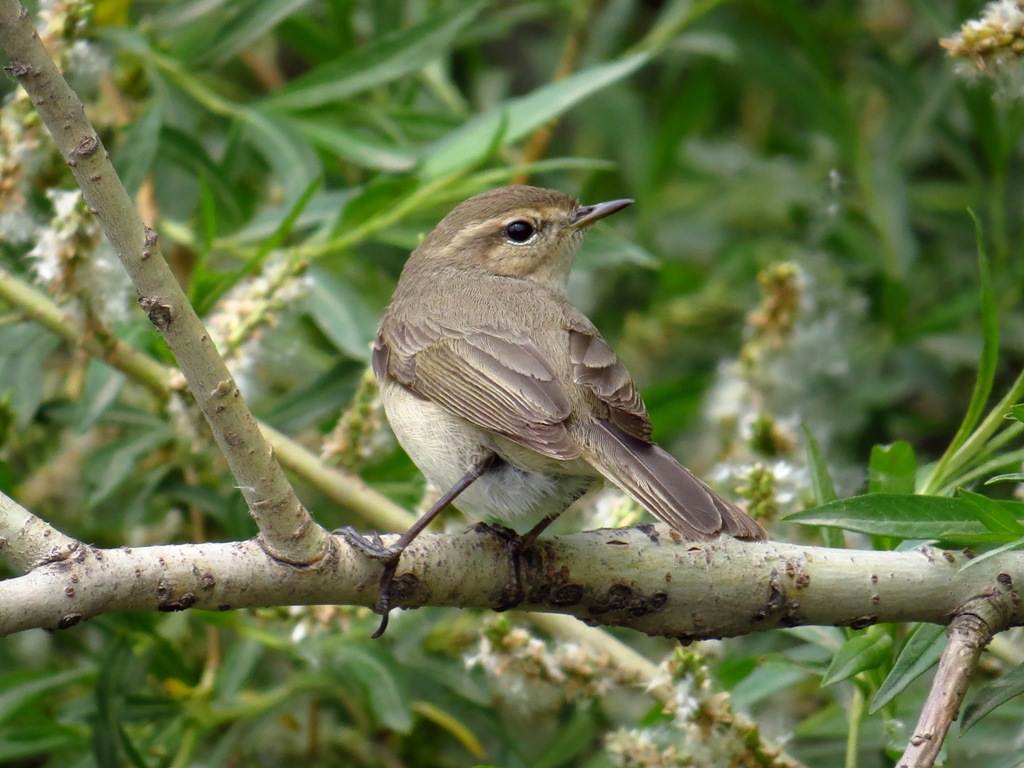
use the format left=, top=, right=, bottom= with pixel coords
left=336, top=527, right=404, bottom=638
left=467, top=522, right=530, bottom=611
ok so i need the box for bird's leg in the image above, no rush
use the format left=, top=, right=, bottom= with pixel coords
left=338, top=453, right=498, bottom=638
left=470, top=487, right=588, bottom=611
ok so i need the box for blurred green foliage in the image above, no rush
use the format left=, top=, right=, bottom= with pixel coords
left=2, top=0, right=1024, bottom=766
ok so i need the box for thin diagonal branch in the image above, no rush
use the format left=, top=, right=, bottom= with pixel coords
left=0, top=0, right=329, bottom=564
left=898, top=590, right=1016, bottom=768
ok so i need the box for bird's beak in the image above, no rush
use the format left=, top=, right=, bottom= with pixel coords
left=565, top=198, right=633, bottom=230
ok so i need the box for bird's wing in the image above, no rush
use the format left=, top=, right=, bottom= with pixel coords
left=565, top=324, right=765, bottom=541
left=580, top=419, right=767, bottom=541
left=373, top=321, right=581, bottom=460
left=568, top=329, right=652, bottom=441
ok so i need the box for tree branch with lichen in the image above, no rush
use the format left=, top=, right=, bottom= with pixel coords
left=0, top=516, right=1019, bottom=645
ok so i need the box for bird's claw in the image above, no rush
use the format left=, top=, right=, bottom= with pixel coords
left=467, top=522, right=527, bottom=611
left=336, top=527, right=402, bottom=638
left=336, top=527, right=401, bottom=562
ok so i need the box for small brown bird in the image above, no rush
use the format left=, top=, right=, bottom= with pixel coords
left=345, top=185, right=766, bottom=634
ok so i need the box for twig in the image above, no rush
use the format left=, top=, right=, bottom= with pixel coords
left=0, top=0, right=330, bottom=565
left=897, top=587, right=1017, bottom=768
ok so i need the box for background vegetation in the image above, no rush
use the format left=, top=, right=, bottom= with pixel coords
left=2, top=0, right=1024, bottom=765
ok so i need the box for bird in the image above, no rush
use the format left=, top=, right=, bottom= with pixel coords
left=342, top=185, right=766, bottom=635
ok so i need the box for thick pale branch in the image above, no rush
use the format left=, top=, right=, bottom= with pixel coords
left=0, top=0, right=328, bottom=565
left=1, top=526, right=1021, bottom=641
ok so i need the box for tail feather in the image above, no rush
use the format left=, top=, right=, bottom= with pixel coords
left=581, top=420, right=766, bottom=542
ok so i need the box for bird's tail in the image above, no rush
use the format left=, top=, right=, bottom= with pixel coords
left=580, top=420, right=766, bottom=541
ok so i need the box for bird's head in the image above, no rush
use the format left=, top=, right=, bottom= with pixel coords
left=414, top=185, right=633, bottom=289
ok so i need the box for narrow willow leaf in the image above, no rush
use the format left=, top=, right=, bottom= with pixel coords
left=922, top=211, right=997, bottom=491
left=264, top=3, right=485, bottom=111
left=114, top=103, right=163, bottom=196
left=0, top=668, right=94, bottom=724
left=822, top=632, right=893, bottom=687
left=241, top=109, right=321, bottom=202
left=534, top=709, right=596, bottom=768
left=962, top=661, right=1024, bottom=732
left=803, top=425, right=844, bottom=547
left=784, top=494, right=1024, bottom=539
left=333, top=648, right=413, bottom=733
left=305, top=268, right=377, bottom=362
left=869, top=442, right=917, bottom=495
left=803, top=426, right=837, bottom=504
left=959, top=488, right=1024, bottom=536
left=870, top=623, right=945, bottom=713
left=300, top=121, right=417, bottom=172
left=422, top=52, right=651, bottom=180
left=203, top=0, right=313, bottom=65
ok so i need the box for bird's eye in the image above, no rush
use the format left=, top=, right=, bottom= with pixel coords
left=504, top=220, right=535, bottom=244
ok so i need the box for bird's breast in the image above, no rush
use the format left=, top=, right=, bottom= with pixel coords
left=380, top=380, right=598, bottom=526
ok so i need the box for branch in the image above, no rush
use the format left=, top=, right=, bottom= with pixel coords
left=1, top=523, right=1021, bottom=641
left=0, top=493, right=79, bottom=571
left=898, top=592, right=1015, bottom=768
left=0, top=0, right=329, bottom=565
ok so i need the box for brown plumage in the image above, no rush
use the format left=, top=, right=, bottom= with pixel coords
left=374, top=185, right=766, bottom=542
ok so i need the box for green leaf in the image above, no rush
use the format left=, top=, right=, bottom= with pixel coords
left=264, top=3, right=485, bottom=111
left=74, top=359, right=126, bottom=434
left=870, top=623, right=945, bottom=713
left=214, top=637, right=266, bottom=702
left=0, top=725, right=81, bottom=762
left=957, top=534, right=1024, bottom=572
left=241, top=109, right=321, bottom=203
left=802, top=425, right=846, bottom=547
left=987, top=472, right=1024, bottom=485
left=304, top=268, right=377, bottom=362
left=869, top=442, right=917, bottom=495
left=821, top=631, right=893, bottom=687
left=783, top=625, right=846, bottom=653
left=194, top=175, right=321, bottom=314
left=784, top=494, right=1024, bottom=539
left=921, top=211, right=998, bottom=492
left=159, top=127, right=245, bottom=225
left=203, top=0, right=314, bottom=65
left=330, top=175, right=420, bottom=238
left=962, top=661, right=1024, bottom=732
left=332, top=648, right=413, bottom=733
left=959, top=488, right=1024, bottom=536
left=85, top=426, right=174, bottom=507
left=299, top=121, right=417, bottom=172
left=114, top=103, right=163, bottom=196
left=422, top=52, right=652, bottom=180
left=803, top=426, right=837, bottom=504
left=1011, top=403, right=1024, bottom=423
left=0, top=324, right=61, bottom=428
left=0, top=668, right=94, bottom=724
left=534, top=708, right=596, bottom=768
